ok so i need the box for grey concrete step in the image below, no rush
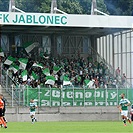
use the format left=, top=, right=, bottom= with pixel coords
left=0, top=85, right=19, bottom=107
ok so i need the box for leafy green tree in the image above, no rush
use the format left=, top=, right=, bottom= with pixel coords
left=104, top=0, right=133, bottom=15
left=39, top=0, right=51, bottom=13
left=0, top=0, right=9, bottom=11
left=97, top=0, right=108, bottom=14
left=57, top=0, right=83, bottom=14
left=0, top=0, right=132, bottom=15
left=15, top=0, right=42, bottom=12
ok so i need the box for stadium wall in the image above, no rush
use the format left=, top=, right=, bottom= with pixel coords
left=5, top=106, right=121, bottom=122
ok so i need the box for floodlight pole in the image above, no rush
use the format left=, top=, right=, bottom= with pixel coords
left=9, top=0, right=25, bottom=13
left=9, top=0, right=15, bottom=12
left=51, top=0, right=57, bottom=13
left=91, top=0, right=97, bottom=15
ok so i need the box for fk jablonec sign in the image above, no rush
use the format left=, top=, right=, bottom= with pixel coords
left=24, top=88, right=133, bottom=107
left=0, top=12, right=67, bottom=25
left=0, top=12, right=132, bottom=28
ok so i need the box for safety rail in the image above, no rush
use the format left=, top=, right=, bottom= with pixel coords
left=89, top=46, right=132, bottom=88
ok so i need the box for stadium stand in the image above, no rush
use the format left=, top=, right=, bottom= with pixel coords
left=1, top=48, right=127, bottom=90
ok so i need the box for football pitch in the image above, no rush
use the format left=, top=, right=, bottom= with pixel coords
left=0, top=121, right=132, bottom=133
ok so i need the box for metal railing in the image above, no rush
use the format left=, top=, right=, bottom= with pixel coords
left=89, top=46, right=132, bottom=88
left=1, top=68, right=20, bottom=106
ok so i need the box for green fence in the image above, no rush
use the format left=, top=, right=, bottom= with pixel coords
left=24, top=88, right=133, bottom=107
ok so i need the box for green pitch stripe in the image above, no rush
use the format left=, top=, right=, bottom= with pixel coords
left=0, top=121, right=132, bottom=133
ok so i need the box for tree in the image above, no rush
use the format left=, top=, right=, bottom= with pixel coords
left=104, top=0, right=133, bottom=15
left=0, top=0, right=9, bottom=11
left=0, top=0, right=132, bottom=15
left=15, top=0, right=44, bottom=12
left=14, top=0, right=107, bottom=14
left=97, top=0, right=108, bottom=14
left=57, top=0, right=83, bottom=14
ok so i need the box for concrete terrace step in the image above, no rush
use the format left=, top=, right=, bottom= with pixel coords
left=0, top=85, right=19, bottom=107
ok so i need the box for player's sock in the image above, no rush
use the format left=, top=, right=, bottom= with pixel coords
left=32, top=118, right=34, bottom=123
left=0, top=117, right=7, bottom=128
left=34, top=118, right=37, bottom=122
left=127, top=118, right=132, bottom=124
left=3, top=117, right=7, bottom=123
left=123, top=119, right=126, bottom=125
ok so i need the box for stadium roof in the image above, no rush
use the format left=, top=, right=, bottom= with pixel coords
left=0, top=12, right=132, bottom=37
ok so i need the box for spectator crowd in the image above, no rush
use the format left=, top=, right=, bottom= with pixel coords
left=0, top=47, right=128, bottom=89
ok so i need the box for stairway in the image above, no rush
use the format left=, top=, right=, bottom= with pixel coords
left=89, top=46, right=132, bottom=88
left=0, top=85, right=18, bottom=107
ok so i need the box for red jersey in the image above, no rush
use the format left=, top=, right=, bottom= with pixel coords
left=0, top=99, right=4, bottom=109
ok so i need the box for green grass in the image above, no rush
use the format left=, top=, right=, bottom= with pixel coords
left=0, top=121, right=132, bottom=133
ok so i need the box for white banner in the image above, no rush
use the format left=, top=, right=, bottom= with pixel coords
left=0, top=12, right=132, bottom=28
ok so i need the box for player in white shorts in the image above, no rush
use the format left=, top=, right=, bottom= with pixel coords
left=29, top=99, right=37, bottom=124
left=117, top=93, right=132, bottom=126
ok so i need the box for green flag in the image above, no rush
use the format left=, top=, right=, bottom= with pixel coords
left=63, top=76, right=72, bottom=86
left=53, top=66, right=62, bottom=74
left=0, top=48, right=4, bottom=57
left=9, top=64, right=19, bottom=74
left=84, top=79, right=90, bottom=86
left=31, top=71, right=39, bottom=80
left=19, top=58, right=28, bottom=70
left=24, top=42, right=39, bottom=53
left=45, top=75, right=55, bottom=86
left=21, top=70, right=28, bottom=81
left=77, top=76, right=81, bottom=82
left=4, top=56, right=16, bottom=65
left=43, top=68, right=50, bottom=76
left=33, top=63, right=43, bottom=69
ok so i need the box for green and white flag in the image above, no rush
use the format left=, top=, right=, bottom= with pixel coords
left=31, top=71, right=39, bottom=80
left=43, top=68, right=50, bottom=76
left=33, top=63, right=43, bottom=69
left=24, top=42, right=39, bottom=53
left=63, top=76, right=72, bottom=86
left=21, top=70, right=28, bottom=81
left=0, top=48, right=4, bottom=57
left=45, top=76, right=55, bottom=86
left=43, top=55, right=49, bottom=59
left=19, top=58, right=28, bottom=70
left=4, top=56, right=16, bottom=65
left=53, top=66, right=62, bottom=74
left=9, top=64, right=19, bottom=74
left=84, top=79, right=90, bottom=86
left=77, top=76, right=81, bottom=82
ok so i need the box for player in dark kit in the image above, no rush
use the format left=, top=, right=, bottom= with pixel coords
left=1, top=95, right=7, bottom=123
left=0, top=94, right=7, bottom=128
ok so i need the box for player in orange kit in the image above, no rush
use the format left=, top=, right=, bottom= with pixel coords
left=0, top=94, right=7, bottom=128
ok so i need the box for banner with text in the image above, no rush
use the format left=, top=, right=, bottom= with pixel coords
left=24, top=88, right=133, bottom=107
